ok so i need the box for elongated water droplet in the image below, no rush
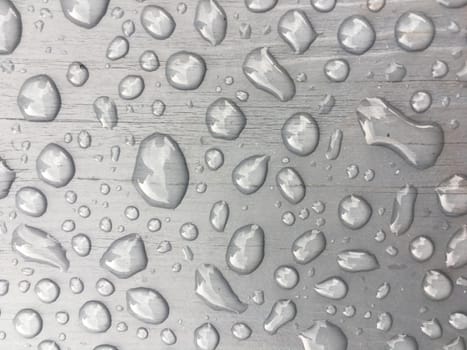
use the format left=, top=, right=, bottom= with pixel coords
left=72, top=233, right=91, bottom=257
left=106, top=36, right=129, bottom=61
left=194, top=263, right=248, bottom=313
left=226, top=224, right=264, bottom=274
left=338, top=194, right=372, bottom=230
left=161, top=328, right=177, bottom=345
left=232, top=155, right=269, bottom=195
left=100, top=233, right=148, bottom=279
left=0, top=0, right=22, bottom=54
left=337, top=250, right=379, bottom=272
left=436, top=174, right=467, bottom=217
left=385, top=334, right=418, bottom=350
left=243, top=47, right=295, bottom=102
left=338, top=15, right=375, bottom=55
left=245, top=0, right=277, bottom=12
left=36, top=143, right=75, bottom=188
left=132, top=132, right=189, bottom=209
left=141, top=5, right=175, bottom=40
left=13, top=308, right=43, bottom=338
left=166, top=51, right=206, bottom=90
left=194, top=323, right=219, bottom=350
left=356, top=97, right=444, bottom=169
left=278, top=10, right=317, bottom=54
left=12, top=224, right=69, bottom=271
left=438, top=0, right=467, bottom=7
left=79, top=300, right=111, bottom=333
left=94, top=346, right=118, bottom=350
left=314, top=277, right=348, bottom=300
left=264, top=299, right=296, bottom=335
left=281, top=112, right=319, bottom=156
left=292, top=229, right=326, bottom=264
left=194, top=0, right=227, bottom=46
left=206, top=98, right=246, bottom=140
left=390, top=184, right=417, bottom=236
left=18, top=75, right=61, bottom=122
left=276, top=167, right=305, bottom=204
left=0, top=159, right=15, bottom=199
left=60, top=0, right=109, bottom=29
left=395, top=12, right=435, bottom=52
left=446, top=225, right=467, bottom=268
left=94, top=96, right=118, bottom=129
left=126, top=287, right=169, bottom=324
left=422, top=269, right=452, bottom=301
left=325, top=129, right=343, bottom=160
left=210, top=200, right=229, bottom=232
left=299, top=320, right=347, bottom=350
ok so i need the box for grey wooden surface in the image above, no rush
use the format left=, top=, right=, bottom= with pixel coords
left=0, top=0, right=466, bottom=349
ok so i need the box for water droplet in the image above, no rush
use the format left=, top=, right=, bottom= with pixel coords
left=38, top=340, right=60, bottom=350
left=226, top=224, right=264, bottom=274
left=243, top=47, right=295, bottom=102
left=264, top=299, right=296, bottom=334
left=72, top=233, right=91, bottom=256
left=446, top=225, right=467, bottom=268
left=60, top=0, right=109, bottom=28
left=281, top=112, right=319, bottom=156
left=337, top=250, right=379, bottom=272
left=195, top=263, right=248, bottom=313
left=205, top=148, right=224, bottom=170
left=210, top=200, right=229, bottom=232
left=299, top=320, right=347, bottom=350
left=206, top=98, right=246, bottom=140
left=338, top=194, right=372, bottom=230
left=367, top=0, right=385, bottom=12
left=232, top=155, right=269, bottom=194
left=139, top=50, right=159, bottom=72
left=385, top=334, right=418, bottom=350
left=437, top=0, right=467, bottom=7
left=161, top=328, right=177, bottom=345
left=325, top=128, right=343, bottom=160
left=314, top=277, right=348, bottom=300
left=119, top=75, right=145, bottom=100
left=395, top=11, right=435, bottom=52
left=122, top=19, right=135, bottom=37
left=195, top=0, right=227, bottom=46
left=151, top=99, right=165, bottom=116
left=78, top=129, right=91, bottom=149
left=180, top=222, right=199, bottom=241
left=432, top=60, right=449, bottom=79
left=245, top=0, right=277, bottom=12
left=106, top=36, right=129, bottom=61
left=410, top=91, right=432, bottom=113
left=13, top=308, right=42, bottom=338
left=292, top=229, right=326, bottom=264
left=141, top=5, right=175, bottom=40
left=166, top=51, right=206, bottom=90
left=0, top=0, right=21, bottom=54
left=443, top=337, right=466, bottom=350
left=126, top=287, right=169, bottom=324
left=94, top=96, right=118, bottom=129
left=18, top=75, right=61, bottom=122
left=422, top=269, right=452, bottom=301
left=66, top=61, right=89, bottom=87
left=324, top=59, right=350, bottom=82
left=274, top=265, right=299, bottom=289
left=377, top=312, right=393, bottom=332
left=79, top=300, right=111, bottom=333
left=356, top=97, right=444, bottom=169
left=194, top=323, right=219, bottom=350
left=96, top=278, right=114, bottom=297
left=15, top=186, right=47, bottom=217
left=35, top=278, right=60, bottom=303
left=390, top=184, right=417, bottom=236
left=36, top=143, right=75, bottom=187
left=385, top=62, right=406, bottom=82
left=409, top=236, right=434, bottom=262
left=436, top=174, right=467, bottom=217
left=337, top=16, right=375, bottom=55
left=69, top=276, right=84, bottom=294
left=12, top=224, right=69, bottom=271
left=278, top=10, right=317, bottom=54
left=232, top=322, right=252, bottom=340
left=276, top=167, right=305, bottom=204
left=133, top=133, right=189, bottom=209
left=100, top=233, right=148, bottom=279
left=421, top=318, right=442, bottom=339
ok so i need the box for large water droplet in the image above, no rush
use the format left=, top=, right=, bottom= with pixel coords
left=337, top=15, right=375, bottom=55
left=12, top=224, right=69, bottom=271
left=0, top=0, right=21, bottom=54
left=126, top=287, right=169, bottom=324
left=243, top=47, right=295, bottom=102
left=264, top=299, right=296, bottom=335
left=385, top=334, right=418, bottom=350
left=278, top=10, right=317, bottom=54
left=60, top=0, right=110, bottom=29
left=94, top=96, right=118, bottom=129
left=314, top=277, right=348, bottom=300
left=132, top=132, right=189, bottom=209
left=395, top=12, right=435, bottom=52
left=292, top=229, right=326, bottom=264
left=206, top=98, right=246, bottom=140
left=232, top=155, right=269, bottom=194
left=166, top=51, right=206, bottom=90
left=36, top=143, right=75, bottom=188
left=13, top=308, right=43, bottom=338
left=194, top=263, right=248, bottom=313
left=299, top=320, right=348, bottom=350
left=210, top=200, right=229, bottom=232
left=194, top=0, right=227, bottom=46
left=436, top=174, right=467, bottom=217
left=194, top=323, right=219, bottom=350
left=338, top=194, right=372, bottom=230
left=141, top=5, right=175, bottom=40
left=390, top=184, right=417, bottom=236
left=245, top=0, right=277, bottom=12
left=281, top=112, right=319, bottom=156
left=18, top=75, right=61, bottom=122
left=356, top=97, right=444, bottom=169
left=100, top=233, right=148, bottom=279
left=446, top=225, right=467, bottom=268
left=226, top=224, right=264, bottom=274
left=276, top=167, right=306, bottom=204
left=422, top=269, right=452, bottom=301
left=337, top=250, right=379, bottom=272
left=79, top=300, right=111, bottom=333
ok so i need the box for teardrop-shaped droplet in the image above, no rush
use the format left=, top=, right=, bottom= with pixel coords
left=299, top=320, right=348, bottom=350
left=356, top=97, right=444, bottom=169
left=0, top=159, right=15, bottom=199
left=141, top=5, right=175, bottom=40
left=232, top=155, right=269, bottom=195
left=276, top=167, right=306, bottom=204
left=264, top=299, right=296, bottom=335
left=13, top=308, right=43, bottom=338
left=395, top=12, right=435, bottom=52
left=12, top=224, right=69, bottom=271
left=337, top=15, right=375, bottom=55
left=79, top=300, right=111, bottom=333
left=100, top=233, right=148, bottom=279
left=278, top=10, right=317, bottom=54
left=166, top=51, right=206, bottom=90
left=94, top=96, right=118, bottom=129
left=421, top=318, right=442, bottom=339
left=194, top=323, right=219, bottom=350
left=16, top=187, right=47, bottom=217
left=390, top=184, right=417, bottom=236
left=292, top=229, right=326, bottom=264
left=0, top=0, right=22, bottom=54
left=245, top=0, right=277, bottom=12
left=126, top=287, right=169, bottom=324
left=60, top=0, right=110, bottom=29
left=226, top=224, right=264, bottom=274
left=194, top=263, right=248, bottom=313
left=446, top=225, right=467, bottom=268
left=206, top=98, right=246, bottom=140
left=436, top=174, right=467, bottom=217
left=337, top=250, right=379, bottom=272
left=18, top=75, right=61, bottom=122
left=243, top=47, right=295, bottom=102
left=118, top=75, right=145, bottom=100
left=314, top=277, right=348, bottom=300
left=422, top=269, right=452, bottom=301
left=210, top=200, right=229, bottom=232
left=338, top=194, right=372, bottom=230
left=106, top=36, right=129, bottom=61
left=194, top=0, right=227, bottom=46
left=132, top=132, right=189, bottom=209
left=385, top=334, right=418, bottom=350
left=281, top=112, right=319, bottom=156
left=36, top=143, right=75, bottom=188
